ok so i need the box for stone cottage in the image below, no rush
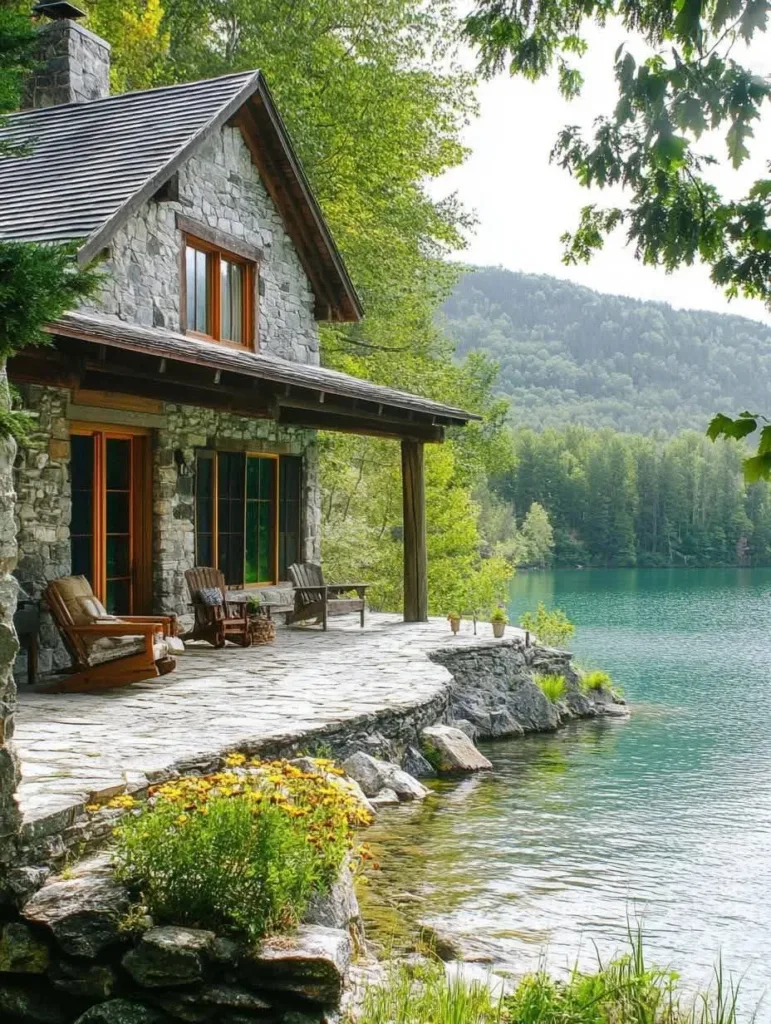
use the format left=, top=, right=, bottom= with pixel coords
left=0, top=5, right=476, bottom=685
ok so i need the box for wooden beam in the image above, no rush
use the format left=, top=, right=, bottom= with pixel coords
left=401, top=439, right=428, bottom=622
left=277, top=405, right=444, bottom=442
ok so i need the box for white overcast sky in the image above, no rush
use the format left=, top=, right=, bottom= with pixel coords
left=434, top=21, right=771, bottom=325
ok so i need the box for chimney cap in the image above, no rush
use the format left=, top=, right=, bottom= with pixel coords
left=32, top=1, right=86, bottom=20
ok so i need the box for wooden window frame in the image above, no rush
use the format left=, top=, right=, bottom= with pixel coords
left=195, top=449, right=280, bottom=588
left=181, top=234, right=257, bottom=351
left=69, top=423, right=153, bottom=614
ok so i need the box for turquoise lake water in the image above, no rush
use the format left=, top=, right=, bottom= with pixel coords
left=360, top=568, right=771, bottom=1018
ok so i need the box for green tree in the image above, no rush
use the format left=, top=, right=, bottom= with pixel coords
left=518, top=501, right=555, bottom=567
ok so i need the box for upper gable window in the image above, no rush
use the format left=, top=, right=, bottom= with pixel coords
left=183, top=236, right=255, bottom=348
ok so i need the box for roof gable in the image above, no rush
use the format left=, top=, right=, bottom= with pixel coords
left=0, top=71, right=361, bottom=322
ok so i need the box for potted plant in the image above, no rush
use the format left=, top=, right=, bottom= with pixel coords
left=447, top=612, right=462, bottom=634
left=246, top=596, right=262, bottom=616
left=490, top=607, right=508, bottom=638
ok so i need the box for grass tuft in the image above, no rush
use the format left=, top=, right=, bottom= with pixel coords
left=581, top=669, right=613, bottom=692
left=353, top=928, right=748, bottom=1024
left=535, top=673, right=567, bottom=703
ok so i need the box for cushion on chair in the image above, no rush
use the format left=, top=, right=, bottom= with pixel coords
left=53, top=575, right=100, bottom=625
left=87, top=635, right=169, bottom=667
left=196, top=587, right=224, bottom=606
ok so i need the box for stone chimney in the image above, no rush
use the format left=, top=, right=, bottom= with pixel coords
left=22, top=2, right=111, bottom=109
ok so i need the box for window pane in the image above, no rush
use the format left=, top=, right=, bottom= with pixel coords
left=107, top=492, right=129, bottom=534
left=106, top=439, right=130, bottom=491
left=185, top=246, right=196, bottom=330
left=217, top=452, right=245, bottom=585
left=106, top=579, right=130, bottom=616
left=221, top=260, right=231, bottom=342
left=195, top=249, right=208, bottom=333
left=245, top=456, right=275, bottom=584
left=221, top=259, right=244, bottom=343
left=195, top=455, right=214, bottom=566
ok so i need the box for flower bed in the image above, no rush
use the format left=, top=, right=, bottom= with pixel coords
left=113, top=756, right=373, bottom=942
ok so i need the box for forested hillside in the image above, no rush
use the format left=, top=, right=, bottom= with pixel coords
left=442, top=267, right=771, bottom=434
left=487, top=429, right=771, bottom=568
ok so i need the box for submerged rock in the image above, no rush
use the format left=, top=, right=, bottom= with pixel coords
left=122, top=926, right=214, bottom=988
left=420, top=726, right=492, bottom=773
left=342, top=752, right=428, bottom=802
left=22, top=855, right=129, bottom=958
left=239, top=925, right=351, bottom=1005
left=418, top=923, right=464, bottom=962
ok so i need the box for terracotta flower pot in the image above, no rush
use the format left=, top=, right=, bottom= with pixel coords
left=492, top=620, right=506, bottom=638
left=449, top=618, right=461, bottom=634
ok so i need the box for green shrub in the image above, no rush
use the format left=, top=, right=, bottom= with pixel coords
left=535, top=673, right=567, bottom=703
left=113, top=759, right=371, bottom=941
left=520, top=602, right=575, bottom=648
left=581, top=669, right=612, bottom=692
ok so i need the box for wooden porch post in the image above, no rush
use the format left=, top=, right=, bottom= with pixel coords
left=401, top=439, right=428, bottom=622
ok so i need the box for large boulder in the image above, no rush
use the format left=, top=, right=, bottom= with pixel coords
left=22, top=856, right=130, bottom=958
left=74, top=1000, right=170, bottom=1024
left=342, top=752, right=429, bottom=802
left=239, top=925, right=351, bottom=1005
left=420, top=726, right=492, bottom=774
left=0, top=921, right=50, bottom=973
left=123, top=927, right=215, bottom=988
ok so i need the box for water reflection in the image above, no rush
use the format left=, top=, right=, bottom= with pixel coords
left=358, top=569, right=771, bottom=1019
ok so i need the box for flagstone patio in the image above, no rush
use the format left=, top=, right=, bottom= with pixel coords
left=14, top=614, right=526, bottom=834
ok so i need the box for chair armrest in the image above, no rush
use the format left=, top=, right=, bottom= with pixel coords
left=327, top=583, right=370, bottom=597
left=70, top=622, right=161, bottom=637
left=110, top=615, right=176, bottom=636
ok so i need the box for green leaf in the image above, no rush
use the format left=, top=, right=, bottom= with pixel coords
left=757, top=423, right=771, bottom=455
left=743, top=453, right=771, bottom=482
left=706, top=412, right=758, bottom=441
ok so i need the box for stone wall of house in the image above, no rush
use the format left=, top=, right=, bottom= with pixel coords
left=12, top=387, right=322, bottom=681
left=80, top=125, right=320, bottom=365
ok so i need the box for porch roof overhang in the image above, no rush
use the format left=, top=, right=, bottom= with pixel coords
left=9, top=311, right=480, bottom=442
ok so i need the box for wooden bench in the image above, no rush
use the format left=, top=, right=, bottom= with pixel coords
left=287, top=562, right=369, bottom=630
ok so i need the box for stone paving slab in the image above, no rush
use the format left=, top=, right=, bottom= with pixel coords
left=14, top=615, right=524, bottom=828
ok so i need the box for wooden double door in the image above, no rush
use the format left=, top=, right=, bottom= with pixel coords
left=69, top=426, right=152, bottom=615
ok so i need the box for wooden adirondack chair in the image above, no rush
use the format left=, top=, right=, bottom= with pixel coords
left=287, top=563, right=369, bottom=630
left=184, top=567, right=253, bottom=648
left=42, top=575, right=177, bottom=692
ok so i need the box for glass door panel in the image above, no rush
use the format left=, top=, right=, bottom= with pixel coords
left=245, top=455, right=276, bottom=584
left=105, top=438, right=132, bottom=614
left=217, top=451, right=245, bottom=586
left=69, top=430, right=150, bottom=615
left=70, top=434, right=95, bottom=582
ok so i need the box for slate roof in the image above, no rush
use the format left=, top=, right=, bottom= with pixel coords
left=0, top=71, right=362, bottom=320
left=48, top=310, right=479, bottom=426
